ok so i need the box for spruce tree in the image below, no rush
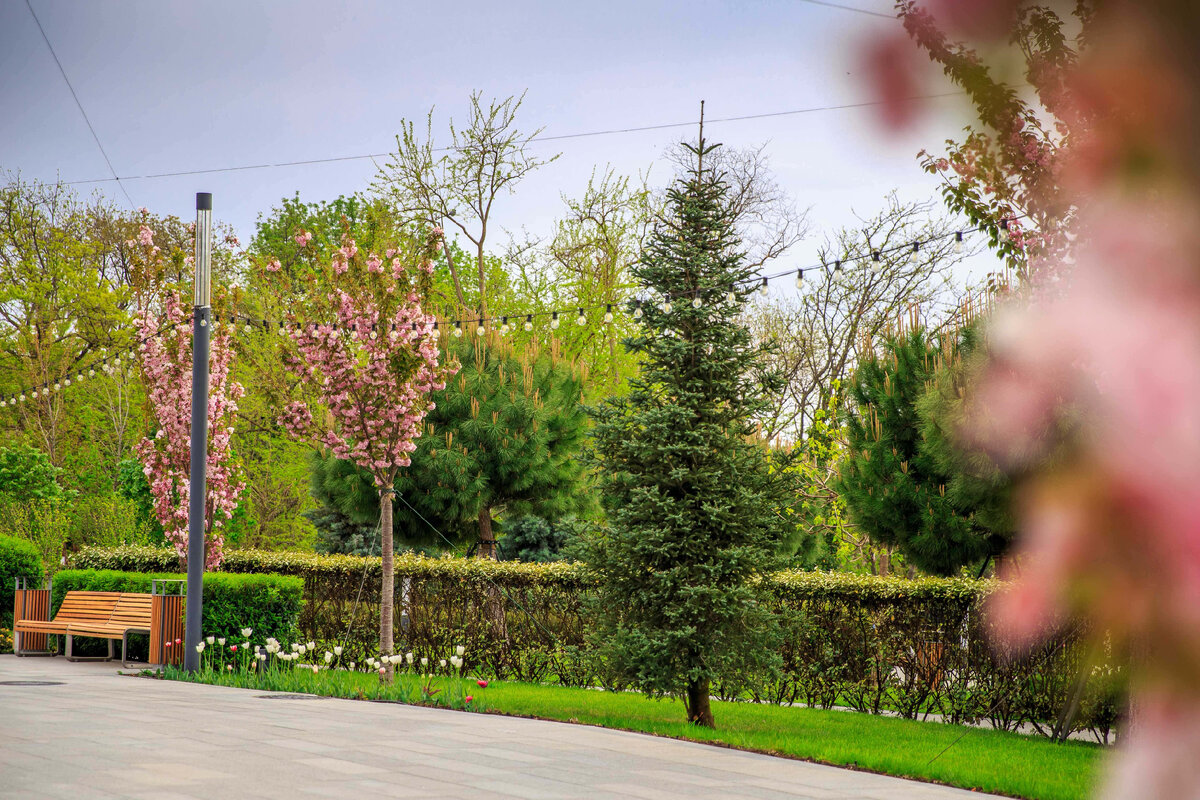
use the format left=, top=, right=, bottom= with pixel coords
left=586, top=128, right=792, bottom=729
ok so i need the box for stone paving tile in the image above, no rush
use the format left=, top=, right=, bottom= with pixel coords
left=0, top=655, right=1011, bottom=800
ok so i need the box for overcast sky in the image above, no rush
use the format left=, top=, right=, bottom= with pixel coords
left=0, top=0, right=998, bottom=285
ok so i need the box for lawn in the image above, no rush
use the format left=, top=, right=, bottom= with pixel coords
left=164, top=668, right=1103, bottom=800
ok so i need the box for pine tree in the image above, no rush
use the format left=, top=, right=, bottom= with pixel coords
left=307, top=335, right=592, bottom=558
left=836, top=326, right=1009, bottom=576
left=586, top=124, right=792, bottom=729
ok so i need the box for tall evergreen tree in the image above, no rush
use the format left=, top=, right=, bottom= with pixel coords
left=586, top=126, right=792, bottom=729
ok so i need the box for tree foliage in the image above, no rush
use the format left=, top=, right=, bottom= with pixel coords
left=837, top=325, right=1011, bottom=576
left=586, top=131, right=794, bottom=728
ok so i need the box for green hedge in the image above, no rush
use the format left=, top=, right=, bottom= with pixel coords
left=1, top=533, right=44, bottom=628
left=51, top=569, right=303, bottom=646
left=72, top=546, right=1121, bottom=741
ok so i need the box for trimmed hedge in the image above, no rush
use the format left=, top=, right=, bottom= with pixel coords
left=51, top=569, right=303, bottom=646
left=1, top=533, right=44, bottom=627
left=73, top=546, right=1121, bottom=741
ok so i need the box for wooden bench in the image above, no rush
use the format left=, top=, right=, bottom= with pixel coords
left=14, top=591, right=154, bottom=663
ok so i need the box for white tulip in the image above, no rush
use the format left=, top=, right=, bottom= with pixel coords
left=240, top=628, right=252, bottom=638
left=206, top=635, right=215, bottom=645
left=195, top=643, right=205, bottom=653
left=455, top=645, right=465, bottom=657
left=439, top=659, right=447, bottom=668
left=420, top=657, right=428, bottom=667
left=291, top=643, right=299, bottom=652
left=241, top=641, right=250, bottom=650
left=226, top=665, right=233, bottom=671
left=349, top=662, right=355, bottom=670
left=217, top=638, right=226, bottom=646
left=405, top=652, right=414, bottom=664
left=324, top=652, right=333, bottom=664
left=333, top=646, right=343, bottom=656
left=307, top=641, right=315, bottom=650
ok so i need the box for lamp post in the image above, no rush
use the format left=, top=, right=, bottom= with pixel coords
left=183, top=192, right=212, bottom=672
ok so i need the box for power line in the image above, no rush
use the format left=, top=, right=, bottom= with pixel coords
left=24, top=0, right=136, bottom=211
left=796, top=0, right=895, bottom=20
left=61, top=91, right=963, bottom=187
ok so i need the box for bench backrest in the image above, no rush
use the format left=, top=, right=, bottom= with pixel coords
left=54, top=591, right=121, bottom=623
left=109, top=593, right=154, bottom=628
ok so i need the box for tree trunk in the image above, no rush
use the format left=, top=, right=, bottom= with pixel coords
left=686, top=678, right=715, bottom=728
left=477, top=506, right=496, bottom=560
left=380, top=487, right=394, bottom=682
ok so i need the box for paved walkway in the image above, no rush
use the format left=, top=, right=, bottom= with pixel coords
left=0, top=655, right=1005, bottom=800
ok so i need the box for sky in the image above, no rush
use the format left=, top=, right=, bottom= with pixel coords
left=0, top=0, right=999, bottom=287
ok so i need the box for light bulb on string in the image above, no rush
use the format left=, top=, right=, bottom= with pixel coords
left=576, top=308, right=586, bottom=326
left=632, top=301, right=643, bottom=320
left=524, top=315, right=534, bottom=332
left=660, top=296, right=672, bottom=314
left=692, top=295, right=702, bottom=309
left=453, top=321, right=463, bottom=338
left=88, top=369, right=95, bottom=378
left=726, top=285, right=736, bottom=304
left=500, top=316, right=510, bottom=335
left=54, top=382, right=61, bottom=392
left=758, top=277, right=769, bottom=297
left=999, top=218, right=1010, bottom=241
left=954, top=231, right=964, bottom=254
left=794, top=270, right=804, bottom=289
left=603, top=304, right=613, bottom=324
left=870, top=251, right=881, bottom=275
left=476, top=321, right=485, bottom=337
left=909, top=242, right=920, bottom=264
left=63, top=378, right=71, bottom=387
left=551, top=312, right=560, bottom=330
left=834, top=260, right=844, bottom=280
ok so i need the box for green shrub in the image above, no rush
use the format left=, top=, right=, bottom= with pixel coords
left=69, top=545, right=1122, bottom=741
left=0, top=444, right=69, bottom=503
left=69, top=495, right=156, bottom=550
left=0, top=533, right=44, bottom=627
left=0, top=500, right=72, bottom=576
left=50, top=569, right=303, bottom=646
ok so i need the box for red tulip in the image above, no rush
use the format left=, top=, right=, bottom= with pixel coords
left=476, top=679, right=488, bottom=688
left=464, top=696, right=473, bottom=703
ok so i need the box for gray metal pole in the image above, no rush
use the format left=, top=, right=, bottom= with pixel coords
left=183, top=192, right=213, bottom=672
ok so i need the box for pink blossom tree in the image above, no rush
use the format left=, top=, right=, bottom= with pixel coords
left=133, top=225, right=245, bottom=570
left=869, top=2, right=1200, bottom=795
left=274, top=225, right=454, bottom=669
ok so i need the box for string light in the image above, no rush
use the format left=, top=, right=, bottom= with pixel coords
left=0, top=223, right=1007, bottom=410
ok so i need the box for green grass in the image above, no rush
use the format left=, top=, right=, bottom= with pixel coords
left=164, top=668, right=1102, bottom=800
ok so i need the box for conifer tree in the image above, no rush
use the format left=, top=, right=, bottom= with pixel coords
left=308, top=335, right=591, bottom=558
left=586, top=124, right=792, bottom=729
left=836, top=326, right=1009, bottom=576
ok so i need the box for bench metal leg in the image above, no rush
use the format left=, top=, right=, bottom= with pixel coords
left=64, top=634, right=116, bottom=662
